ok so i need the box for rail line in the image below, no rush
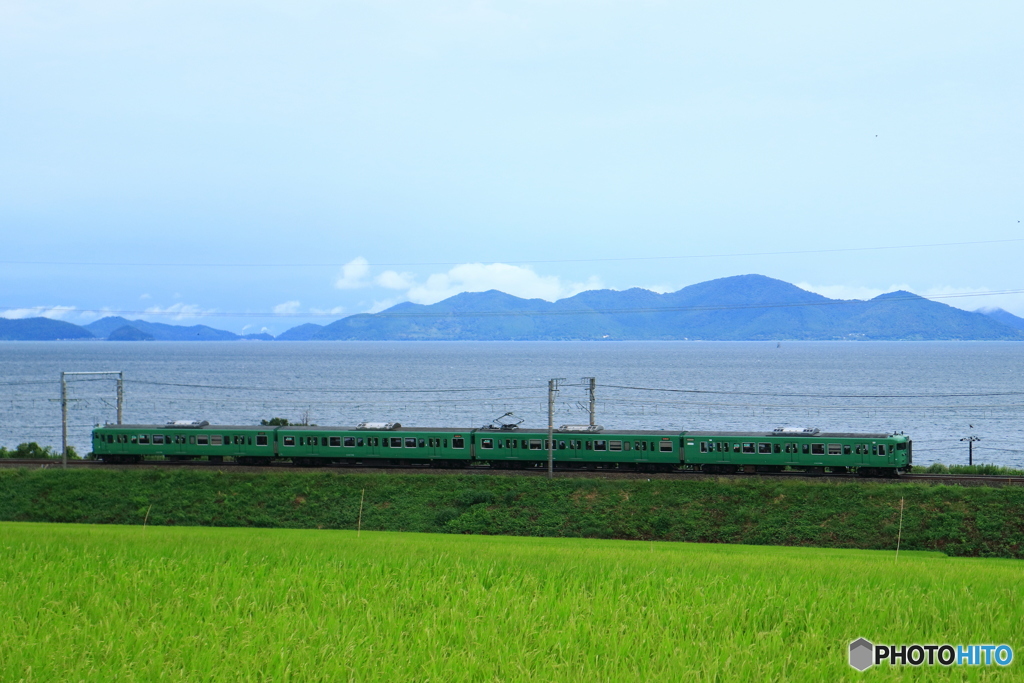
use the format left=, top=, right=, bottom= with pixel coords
left=3, top=458, right=1023, bottom=486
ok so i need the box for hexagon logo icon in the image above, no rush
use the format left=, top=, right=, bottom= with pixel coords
left=849, top=638, right=874, bottom=671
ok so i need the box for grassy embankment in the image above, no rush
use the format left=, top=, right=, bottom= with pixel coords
left=2, top=468, right=1023, bottom=557
left=1, top=522, right=1019, bottom=681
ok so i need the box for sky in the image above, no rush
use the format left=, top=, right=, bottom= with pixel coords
left=1, top=0, right=1022, bottom=334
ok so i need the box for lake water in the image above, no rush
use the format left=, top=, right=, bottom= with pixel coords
left=2, top=341, right=1022, bottom=468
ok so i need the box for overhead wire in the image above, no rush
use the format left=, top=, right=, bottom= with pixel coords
left=2, top=236, right=1022, bottom=268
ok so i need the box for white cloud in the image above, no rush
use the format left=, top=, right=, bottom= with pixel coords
left=367, top=297, right=406, bottom=313
left=334, top=257, right=371, bottom=289
left=405, top=263, right=602, bottom=305
left=376, top=270, right=415, bottom=290
left=139, top=293, right=151, bottom=300
left=273, top=300, right=301, bottom=316
left=1, top=305, right=76, bottom=320
left=143, top=303, right=214, bottom=320
left=310, top=306, right=346, bottom=316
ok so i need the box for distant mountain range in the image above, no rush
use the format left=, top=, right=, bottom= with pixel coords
left=3, top=275, right=1023, bottom=341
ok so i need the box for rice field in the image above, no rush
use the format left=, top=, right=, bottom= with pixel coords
left=0, top=523, right=1019, bottom=681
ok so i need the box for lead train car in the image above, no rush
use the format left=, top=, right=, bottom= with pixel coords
left=92, top=423, right=912, bottom=475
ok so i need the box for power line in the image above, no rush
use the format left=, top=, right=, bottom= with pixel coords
left=1, top=237, right=1022, bottom=268
left=128, top=380, right=550, bottom=394
left=597, top=383, right=1024, bottom=399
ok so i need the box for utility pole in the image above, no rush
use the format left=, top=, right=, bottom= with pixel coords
left=961, top=434, right=980, bottom=467
left=582, top=377, right=596, bottom=426
left=547, top=378, right=564, bottom=478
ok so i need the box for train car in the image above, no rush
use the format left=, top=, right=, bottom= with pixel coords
left=276, top=423, right=472, bottom=467
left=681, top=428, right=911, bottom=476
left=91, top=421, right=277, bottom=464
left=474, top=426, right=680, bottom=471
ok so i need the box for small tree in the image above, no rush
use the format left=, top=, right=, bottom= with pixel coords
left=260, top=417, right=290, bottom=426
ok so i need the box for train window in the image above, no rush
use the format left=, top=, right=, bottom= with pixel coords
left=896, top=442, right=906, bottom=450
left=189, top=436, right=196, bottom=445
left=233, top=436, right=242, bottom=445
left=594, top=440, right=607, bottom=451
left=801, top=444, right=808, bottom=454
left=717, top=442, right=724, bottom=452
left=742, top=443, right=755, bottom=453
left=283, top=436, right=295, bottom=447
left=827, top=444, right=841, bottom=455
left=878, top=444, right=887, bottom=455
left=558, top=440, right=567, bottom=450
left=138, top=435, right=149, bottom=444
left=405, top=437, right=416, bottom=448
left=327, top=437, right=338, bottom=447
left=312, top=436, right=321, bottom=446
left=585, top=441, right=593, bottom=450
left=529, top=439, right=542, bottom=450
left=390, top=437, right=402, bottom=448
left=609, top=440, right=622, bottom=451
left=256, top=435, right=268, bottom=446
left=152, top=435, right=164, bottom=444
left=481, top=439, right=494, bottom=449
left=773, top=444, right=781, bottom=453
left=335, top=437, right=346, bottom=447
left=660, top=441, right=673, bottom=452
left=107, top=435, right=114, bottom=443
left=453, top=437, right=465, bottom=449
left=443, top=439, right=448, bottom=448
left=757, top=443, right=771, bottom=454
left=700, top=442, right=708, bottom=453
left=731, top=443, right=738, bottom=452
left=843, top=445, right=851, bottom=455
left=197, top=435, right=209, bottom=445
left=623, top=441, right=631, bottom=451
left=811, top=443, right=824, bottom=455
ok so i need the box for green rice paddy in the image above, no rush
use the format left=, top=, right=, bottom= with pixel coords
left=1, top=522, right=1019, bottom=681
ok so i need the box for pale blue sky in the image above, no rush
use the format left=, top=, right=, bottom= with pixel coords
left=2, top=0, right=1022, bottom=333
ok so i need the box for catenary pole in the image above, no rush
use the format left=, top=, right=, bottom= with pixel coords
left=61, top=372, right=68, bottom=468
left=581, top=378, right=598, bottom=428
left=59, top=371, right=123, bottom=465
left=548, top=379, right=555, bottom=478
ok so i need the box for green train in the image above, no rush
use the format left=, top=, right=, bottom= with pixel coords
left=91, top=421, right=912, bottom=476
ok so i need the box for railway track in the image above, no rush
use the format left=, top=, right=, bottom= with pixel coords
left=3, top=458, right=1023, bottom=486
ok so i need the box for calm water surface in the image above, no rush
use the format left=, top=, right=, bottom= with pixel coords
left=2, top=341, right=1022, bottom=468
